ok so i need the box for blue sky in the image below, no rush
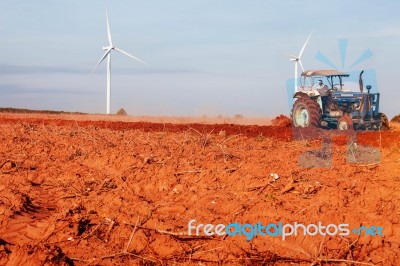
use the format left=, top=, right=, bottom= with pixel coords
left=0, top=0, right=399, bottom=117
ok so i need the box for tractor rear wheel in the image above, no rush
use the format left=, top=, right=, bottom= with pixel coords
left=337, top=115, right=353, bottom=130
left=291, top=95, right=322, bottom=128
left=379, top=113, right=390, bottom=130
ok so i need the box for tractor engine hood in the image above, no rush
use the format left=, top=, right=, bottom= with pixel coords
left=332, top=92, right=364, bottom=101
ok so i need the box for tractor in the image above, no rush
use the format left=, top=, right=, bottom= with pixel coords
left=291, top=69, right=390, bottom=130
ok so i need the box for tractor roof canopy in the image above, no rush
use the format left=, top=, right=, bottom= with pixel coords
left=301, top=70, right=350, bottom=77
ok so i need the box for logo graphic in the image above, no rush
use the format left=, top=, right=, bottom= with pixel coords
left=286, top=38, right=382, bottom=168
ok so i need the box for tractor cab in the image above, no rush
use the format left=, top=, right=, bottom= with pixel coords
left=299, top=70, right=350, bottom=92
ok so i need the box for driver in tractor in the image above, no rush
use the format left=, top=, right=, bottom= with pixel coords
left=316, top=79, right=329, bottom=96
left=316, top=79, right=330, bottom=111
left=317, top=79, right=338, bottom=112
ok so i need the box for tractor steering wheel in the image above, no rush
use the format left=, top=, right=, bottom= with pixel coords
left=332, top=84, right=342, bottom=92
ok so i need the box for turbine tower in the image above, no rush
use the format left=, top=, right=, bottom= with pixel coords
left=288, top=33, right=312, bottom=92
left=94, top=10, right=145, bottom=114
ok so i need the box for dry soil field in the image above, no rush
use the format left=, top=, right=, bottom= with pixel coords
left=0, top=113, right=399, bottom=265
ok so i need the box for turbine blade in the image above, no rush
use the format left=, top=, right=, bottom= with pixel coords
left=298, top=60, right=305, bottom=71
left=114, top=47, right=146, bottom=64
left=106, top=10, right=113, bottom=46
left=299, top=32, right=312, bottom=58
left=92, top=49, right=111, bottom=72
left=285, top=53, right=298, bottom=59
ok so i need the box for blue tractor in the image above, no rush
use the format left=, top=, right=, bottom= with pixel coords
left=291, top=70, right=389, bottom=130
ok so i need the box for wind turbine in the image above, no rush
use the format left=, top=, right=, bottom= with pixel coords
left=94, top=10, right=146, bottom=114
left=288, top=32, right=312, bottom=92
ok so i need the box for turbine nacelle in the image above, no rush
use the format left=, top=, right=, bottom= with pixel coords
left=103, top=45, right=114, bottom=51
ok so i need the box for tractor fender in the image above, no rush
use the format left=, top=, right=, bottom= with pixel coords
left=293, top=92, right=308, bottom=99
left=293, top=91, right=323, bottom=111
left=293, top=91, right=321, bottom=99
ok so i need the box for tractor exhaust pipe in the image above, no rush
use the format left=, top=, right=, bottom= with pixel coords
left=359, top=70, right=364, bottom=92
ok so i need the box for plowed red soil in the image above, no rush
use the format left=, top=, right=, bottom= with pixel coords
left=0, top=113, right=399, bottom=265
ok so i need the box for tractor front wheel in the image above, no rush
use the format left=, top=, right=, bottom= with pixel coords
left=337, top=115, right=353, bottom=130
left=291, top=96, right=321, bottom=128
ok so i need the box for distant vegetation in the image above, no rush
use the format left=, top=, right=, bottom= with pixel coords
left=116, top=108, right=127, bottom=116
left=0, top=107, right=86, bottom=115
